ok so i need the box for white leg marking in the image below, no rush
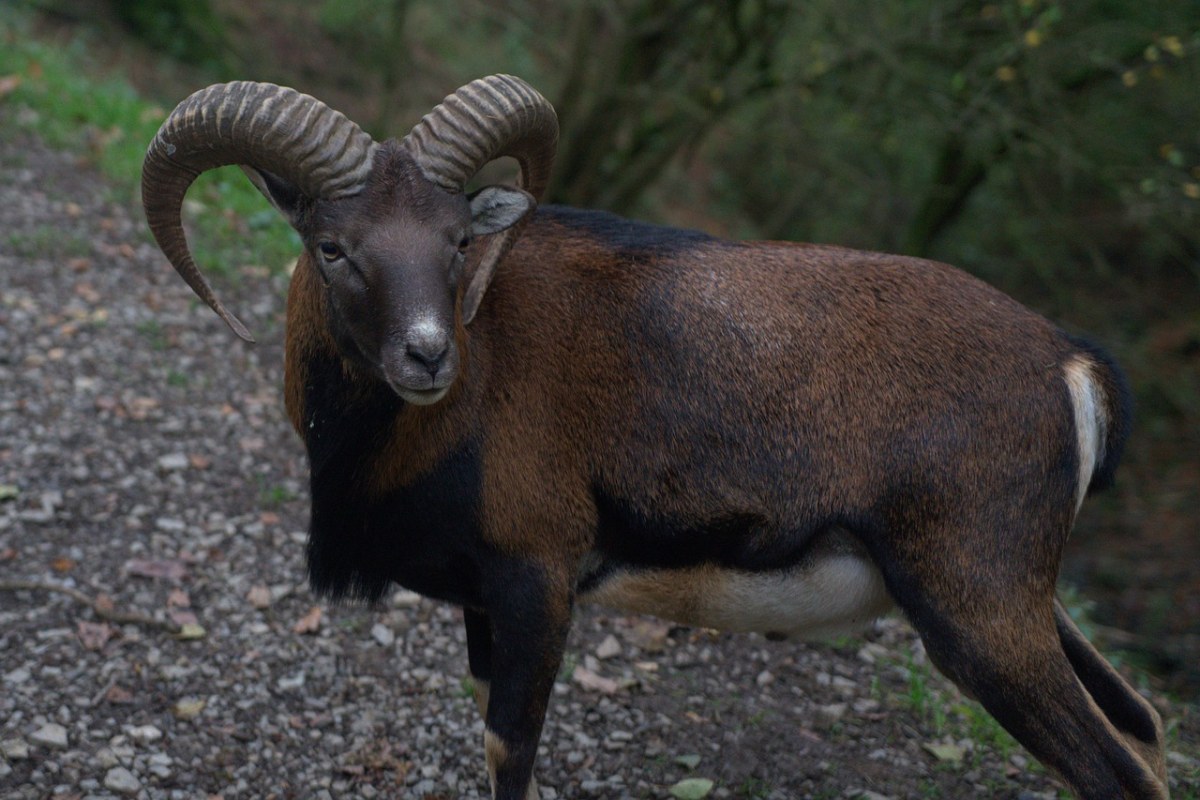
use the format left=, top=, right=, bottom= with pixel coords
left=473, top=677, right=490, bottom=719
left=483, top=728, right=538, bottom=800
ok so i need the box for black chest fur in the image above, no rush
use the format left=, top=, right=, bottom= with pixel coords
left=302, top=356, right=486, bottom=605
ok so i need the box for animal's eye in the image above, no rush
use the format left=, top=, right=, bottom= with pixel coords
left=318, top=241, right=343, bottom=262
left=457, top=236, right=471, bottom=254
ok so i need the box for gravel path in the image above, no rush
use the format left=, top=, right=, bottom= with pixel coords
left=1, top=135, right=1195, bottom=800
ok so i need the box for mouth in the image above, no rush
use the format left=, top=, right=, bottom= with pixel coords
left=392, top=384, right=451, bottom=406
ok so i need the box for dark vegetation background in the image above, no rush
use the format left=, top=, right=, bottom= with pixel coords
left=7, top=0, right=1199, bottom=695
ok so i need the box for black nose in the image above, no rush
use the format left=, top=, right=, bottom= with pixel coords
left=406, top=338, right=449, bottom=377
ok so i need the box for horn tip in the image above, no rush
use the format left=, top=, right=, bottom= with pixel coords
left=221, top=310, right=256, bottom=343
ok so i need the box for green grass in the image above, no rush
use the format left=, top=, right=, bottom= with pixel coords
left=0, top=8, right=300, bottom=279
left=258, top=481, right=296, bottom=508
left=6, top=225, right=91, bottom=259
left=136, top=318, right=168, bottom=350
left=735, top=777, right=772, bottom=799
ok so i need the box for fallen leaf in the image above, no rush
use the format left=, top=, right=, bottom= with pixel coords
left=127, top=396, right=160, bottom=419
left=246, top=585, right=272, bottom=609
left=923, top=741, right=966, bottom=763
left=73, top=281, right=99, bottom=303
left=76, top=621, right=112, bottom=650
left=94, top=593, right=115, bottom=614
left=675, top=753, right=702, bottom=770
left=172, top=697, right=206, bottom=720
left=124, top=558, right=188, bottom=582
left=169, top=609, right=199, bottom=627
left=293, top=606, right=323, bottom=634
left=188, top=454, right=212, bottom=470
left=0, top=484, right=18, bottom=502
left=625, top=618, right=673, bottom=652
left=0, top=74, right=20, bottom=100
left=0, top=547, right=16, bottom=562
left=51, top=556, right=76, bottom=573
left=176, top=623, right=206, bottom=640
left=104, top=684, right=134, bottom=705
left=669, top=778, right=714, bottom=799
left=238, top=436, right=265, bottom=453
left=167, top=589, right=190, bottom=607
left=571, top=665, right=620, bottom=694
left=595, top=634, right=622, bottom=660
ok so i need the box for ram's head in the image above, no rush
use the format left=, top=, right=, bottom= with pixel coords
left=141, top=76, right=557, bottom=404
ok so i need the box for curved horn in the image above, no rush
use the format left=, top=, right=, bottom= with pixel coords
left=141, top=81, right=378, bottom=341
left=402, top=74, right=558, bottom=325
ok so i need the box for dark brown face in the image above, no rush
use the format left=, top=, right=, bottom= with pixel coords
left=251, top=145, right=533, bottom=405
left=305, top=165, right=471, bottom=405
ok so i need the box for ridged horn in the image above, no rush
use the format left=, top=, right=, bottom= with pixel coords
left=141, top=81, right=378, bottom=341
left=402, top=74, right=558, bottom=325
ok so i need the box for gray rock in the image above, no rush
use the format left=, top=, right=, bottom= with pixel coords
left=30, top=723, right=68, bottom=750
left=126, top=724, right=162, bottom=743
left=370, top=623, right=395, bottom=647
left=1, top=738, right=29, bottom=760
left=103, top=766, right=141, bottom=795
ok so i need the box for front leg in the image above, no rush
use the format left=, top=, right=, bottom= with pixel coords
left=479, top=558, right=572, bottom=800
left=464, top=607, right=493, bottom=719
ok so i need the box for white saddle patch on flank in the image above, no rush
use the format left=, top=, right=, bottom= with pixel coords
left=580, top=554, right=894, bottom=641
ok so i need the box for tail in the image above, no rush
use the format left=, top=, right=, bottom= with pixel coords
left=1062, top=335, right=1133, bottom=507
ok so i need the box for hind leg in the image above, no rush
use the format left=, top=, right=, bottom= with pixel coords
left=1053, top=598, right=1166, bottom=787
left=911, top=595, right=1165, bottom=798
left=875, top=527, right=1167, bottom=799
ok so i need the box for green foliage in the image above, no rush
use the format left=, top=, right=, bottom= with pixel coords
left=0, top=10, right=300, bottom=281
left=710, top=0, right=1199, bottom=290
left=108, top=0, right=230, bottom=72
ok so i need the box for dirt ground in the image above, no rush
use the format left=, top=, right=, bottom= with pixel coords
left=1, top=129, right=1197, bottom=800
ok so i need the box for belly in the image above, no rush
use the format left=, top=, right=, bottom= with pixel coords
left=578, top=551, right=894, bottom=640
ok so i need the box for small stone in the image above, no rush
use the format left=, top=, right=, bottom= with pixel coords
left=815, top=703, right=847, bottom=724
left=156, top=453, right=189, bottom=471
left=277, top=672, right=305, bottom=691
left=127, top=724, right=162, bottom=743
left=31, top=723, right=69, bottom=750
left=755, top=669, right=774, bottom=687
left=1, top=738, right=29, bottom=760
left=391, top=589, right=422, bottom=607
left=594, top=634, right=621, bottom=660
left=370, top=623, right=394, bottom=647
left=104, top=766, right=141, bottom=795
left=857, top=642, right=889, bottom=664
left=3, top=667, right=30, bottom=684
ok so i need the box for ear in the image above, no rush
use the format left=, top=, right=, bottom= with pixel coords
left=239, top=165, right=307, bottom=227
left=468, top=185, right=535, bottom=236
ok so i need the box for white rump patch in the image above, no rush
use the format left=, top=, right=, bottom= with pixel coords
left=1063, top=357, right=1108, bottom=512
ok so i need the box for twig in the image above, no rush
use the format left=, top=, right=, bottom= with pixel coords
left=89, top=673, right=121, bottom=708
left=0, top=578, right=182, bottom=633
